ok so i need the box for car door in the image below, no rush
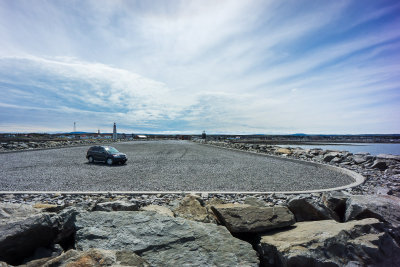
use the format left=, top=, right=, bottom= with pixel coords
left=91, top=147, right=100, bottom=161
left=98, top=147, right=108, bottom=161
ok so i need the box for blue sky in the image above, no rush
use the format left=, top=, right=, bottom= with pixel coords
left=0, top=0, right=399, bottom=134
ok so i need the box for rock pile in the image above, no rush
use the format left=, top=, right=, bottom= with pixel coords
left=202, top=141, right=400, bottom=197
left=0, top=139, right=116, bottom=152
left=1, top=193, right=400, bottom=266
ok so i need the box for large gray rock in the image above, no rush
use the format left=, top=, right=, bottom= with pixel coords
left=0, top=204, right=59, bottom=265
left=244, top=196, right=269, bottom=207
left=287, top=196, right=340, bottom=222
left=22, top=248, right=150, bottom=267
left=371, top=159, right=389, bottom=171
left=323, top=152, right=340, bottom=162
left=322, top=191, right=350, bottom=221
left=172, top=194, right=216, bottom=223
left=258, top=218, right=400, bottom=267
left=377, top=154, right=400, bottom=161
left=211, top=204, right=295, bottom=233
left=75, top=211, right=259, bottom=266
left=353, top=156, right=367, bottom=164
left=93, top=200, right=138, bottom=212
left=140, top=205, right=174, bottom=217
left=345, top=194, right=400, bottom=242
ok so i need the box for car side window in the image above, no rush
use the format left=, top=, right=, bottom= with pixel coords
left=99, top=148, right=106, bottom=153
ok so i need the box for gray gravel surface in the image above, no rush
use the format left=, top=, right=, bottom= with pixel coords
left=0, top=140, right=354, bottom=192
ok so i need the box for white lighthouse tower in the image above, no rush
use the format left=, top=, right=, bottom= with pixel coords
left=113, top=122, right=117, bottom=141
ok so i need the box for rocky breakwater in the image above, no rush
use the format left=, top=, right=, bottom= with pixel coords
left=1, top=193, right=400, bottom=266
left=202, top=140, right=400, bottom=197
left=0, top=139, right=116, bottom=152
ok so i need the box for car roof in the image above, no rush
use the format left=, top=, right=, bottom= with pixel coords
left=89, top=145, right=115, bottom=149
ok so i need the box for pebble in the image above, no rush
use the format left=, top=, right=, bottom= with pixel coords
left=1, top=140, right=399, bottom=204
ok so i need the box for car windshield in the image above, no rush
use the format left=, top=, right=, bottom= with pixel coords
left=105, top=147, right=119, bottom=154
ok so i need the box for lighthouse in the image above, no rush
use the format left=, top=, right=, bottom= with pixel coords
left=113, top=122, right=117, bottom=141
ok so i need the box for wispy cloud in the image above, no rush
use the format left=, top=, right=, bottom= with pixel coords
left=0, top=0, right=399, bottom=134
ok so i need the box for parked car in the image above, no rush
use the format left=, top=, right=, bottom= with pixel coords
left=86, top=146, right=127, bottom=165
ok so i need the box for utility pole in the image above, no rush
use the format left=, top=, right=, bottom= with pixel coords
left=73, top=122, right=76, bottom=132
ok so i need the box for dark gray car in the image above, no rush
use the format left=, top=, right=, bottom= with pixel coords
left=86, top=146, right=127, bottom=165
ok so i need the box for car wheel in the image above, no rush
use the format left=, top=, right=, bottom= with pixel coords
left=88, top=156, right=94, bottom=163
left=106, top=158, right=113, bottom=166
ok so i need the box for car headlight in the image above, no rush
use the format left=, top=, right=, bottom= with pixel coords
left=112, top=154, right=120, bottom=158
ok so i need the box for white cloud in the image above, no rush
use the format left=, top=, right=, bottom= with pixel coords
left=0, top=1, right=399, bottom=134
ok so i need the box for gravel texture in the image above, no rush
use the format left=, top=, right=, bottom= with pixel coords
left=0, top=140, right=354, bottom=192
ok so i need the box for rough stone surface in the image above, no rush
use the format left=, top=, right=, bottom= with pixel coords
left=322, top=191, right=350, bottom=221
left=21, top=248, right=151, bottom=267
left=323, top=152, right=340, bottom=162
left=371, top=159, right=389, bottom=171
left=276, top=148, right=291, bottom=155
left=75, top=211, right=259, bottom=267
left=353, top=155, right=367, bottom=164
left=93, top=200, right=138, bottom=212
left=0, top=203, right=59, bottom=265
left=287, top=196, right=340, bottom=222
left=172, top=194, right=215, bottom=223
left=258, top=218, right=400, bottom=267
left=140, top=205, right=174, bottom=217
left=377, top=154, right=400, bottom=161
left=211, top=204, right=295, bottom=233
left=243, top=196, right=269, bottom=207
left=345, top=194, right=400, bottom=242
left=0, top=203, right=39, bottom=219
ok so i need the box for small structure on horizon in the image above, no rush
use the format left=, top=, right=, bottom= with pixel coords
left=112, top=122, right=117, bottom=141
left=202, top=131, right=206, bottom=140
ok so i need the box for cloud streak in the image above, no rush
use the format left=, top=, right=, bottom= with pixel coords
left=0, top=0, right=399, bottom=134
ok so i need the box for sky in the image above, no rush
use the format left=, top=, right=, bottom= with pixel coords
left=0, top=0, right=399, bottom=134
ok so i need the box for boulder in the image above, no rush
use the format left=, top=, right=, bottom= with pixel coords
left=276, top=148, right=291, bottom=155
left=0, top=203, right=39, bottom=219
left=330, top=156, right=342, bottom=164
left=345, top=195, right=400, bottom=242
left=377, top=154, right=400, bottom=161
left=0, top=203, right=59, bottom=265
left=140, top=205, right=174, bottom=217
left=287, top=196, right=340, bottom=222
left=258, top=218, right=400, bottom=267
left=309, top=149, right=323, bottom=156
left=93, top=200, right=138, bottom=212
left=323, top=152, right=340, bottom=162
left=33, top=203, right=64, bottom=212
left=321, top=191, right=350, bottom=221
left=243, top=196, right=268, bottom=207
left=353, top=156, right=367, bottom=165
left=172, top=194, right=215, bottom=223
left=22, top=244, right=63, bottom=265
left=371, top=159, right=388, bottom=171
left=21, top=249, right=151, bottom=267
left=211, top=204, right=295, bottom=233
left=75, top=211, right=259, bottom=266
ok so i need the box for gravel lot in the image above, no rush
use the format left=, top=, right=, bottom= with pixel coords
left=0, top=140, right=354, bottom=192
